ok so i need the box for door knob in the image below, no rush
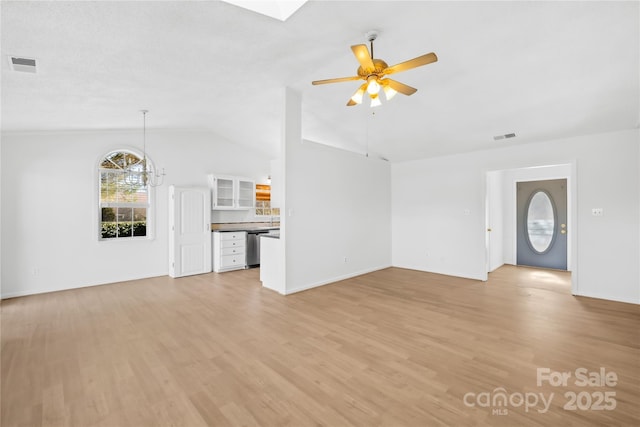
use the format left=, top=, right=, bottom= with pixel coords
left=487, top=228, right=492, bottom=232
left=561, top=229, right=567, bottom=234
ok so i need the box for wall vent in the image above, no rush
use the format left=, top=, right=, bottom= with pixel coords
left=493, top=132, right=516, bottom=141
left=9, top=56, right=37, bottom=73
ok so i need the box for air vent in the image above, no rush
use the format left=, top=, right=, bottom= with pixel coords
left=493, top=132, right=516, bottom=141
left=9, top=56, right=37, bottom=73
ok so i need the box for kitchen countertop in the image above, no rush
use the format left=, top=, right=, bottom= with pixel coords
left=213, top=227, right=279, bottom=233
left=211, top=222, right=279, bottom=232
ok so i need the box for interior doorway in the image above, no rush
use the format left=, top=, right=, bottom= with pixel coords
left=485, top=163, right=576, bottom=293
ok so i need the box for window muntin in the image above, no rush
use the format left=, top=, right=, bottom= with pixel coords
left=99, top=151, right=150, bottom=240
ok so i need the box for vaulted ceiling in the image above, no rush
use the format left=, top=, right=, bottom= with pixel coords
left=2, top=1, right=638, bottom=162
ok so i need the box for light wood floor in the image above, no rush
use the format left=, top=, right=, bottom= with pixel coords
left=2, top=266, right=639, bottom=426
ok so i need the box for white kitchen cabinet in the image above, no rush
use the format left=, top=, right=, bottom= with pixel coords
left=236, top=179, right=255, bottom=208
left=208, top=174, right=255, bottom=210
left=213, top=231, right=247, bottom=272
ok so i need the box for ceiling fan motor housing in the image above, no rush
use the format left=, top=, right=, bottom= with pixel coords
left=357, top=59, right=388, bottom=78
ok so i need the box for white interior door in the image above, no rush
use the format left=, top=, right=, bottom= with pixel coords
left=169, top=186, right=212, bottom=278
left=486, top=171, right=505, bottom=272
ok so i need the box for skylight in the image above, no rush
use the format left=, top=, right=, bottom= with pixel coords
left=221, top=0, right=307, bottom=21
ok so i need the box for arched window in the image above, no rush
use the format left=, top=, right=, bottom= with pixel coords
left=98, top=150, right=151, bottom=240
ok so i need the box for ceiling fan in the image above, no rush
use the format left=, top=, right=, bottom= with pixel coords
left=312, top=31, right=438, bottom=107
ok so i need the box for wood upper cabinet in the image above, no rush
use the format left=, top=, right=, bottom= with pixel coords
left=208, top=174, right=255, bottom=210
left=255, top=184, right=271, bottom=202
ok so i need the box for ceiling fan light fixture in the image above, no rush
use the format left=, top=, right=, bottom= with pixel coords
left=366, top=76, right=380, bottom=95
left=383, top=84, right=398, bottom=101
left=370, top=93, right=382, bottom=108
left=350, top=85, right=366, bottom=104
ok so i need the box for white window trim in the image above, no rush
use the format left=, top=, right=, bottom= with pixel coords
left=96, top=148, right=156, bottom=242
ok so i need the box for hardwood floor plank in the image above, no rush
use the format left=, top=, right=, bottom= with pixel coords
left=2, top=265, right=639, bottom=426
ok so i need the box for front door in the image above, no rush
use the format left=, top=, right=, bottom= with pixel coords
left=516, top=179, right=567, bottom=270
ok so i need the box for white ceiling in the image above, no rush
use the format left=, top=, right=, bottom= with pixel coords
left=2, top=1, right=638, bottom=162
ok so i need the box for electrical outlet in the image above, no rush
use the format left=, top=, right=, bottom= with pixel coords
left=592, top=208, right=604, bottom=217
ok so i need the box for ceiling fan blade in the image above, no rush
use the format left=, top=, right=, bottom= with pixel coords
left=384, top=52, right=438, bottom=75
left=351, top=44, right=375, bottom=72
left=347, top=99, right=357, bottom=106
left=385, top=79, right=418, bottom=96
left=312, top=76, right=362, bottom=85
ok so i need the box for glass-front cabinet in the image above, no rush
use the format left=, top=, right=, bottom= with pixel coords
left=208, top=174, right=255, bottom=210
left=214, top=177, right=235, bottom=208
left=237, top=179, right=255, bottom=208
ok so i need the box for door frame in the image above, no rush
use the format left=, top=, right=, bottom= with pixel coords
left=483, top=161, right=578, bottom=295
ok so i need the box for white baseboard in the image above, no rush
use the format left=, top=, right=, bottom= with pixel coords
left=572, top=290, right=639, bottom=305
left=488, top=262, right=505, bottom=273
left=1, top=272, right=168, bottom=300
left=284, top=265, right=392, bottom=295
left=391, top=264, right=486, bottom=281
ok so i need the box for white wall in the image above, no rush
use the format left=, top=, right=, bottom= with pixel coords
left=3, top=124, right=636, bottom=304
left=392, top=129, right=639, bottom=304
left=0, top=130, right=271, bottom=298
left=392, top=157, right=486, bottom=280
left=283, top=89, right=392, bottom=294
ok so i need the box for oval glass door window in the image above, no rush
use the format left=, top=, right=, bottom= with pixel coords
left=526, top=191, right=556, bottom=253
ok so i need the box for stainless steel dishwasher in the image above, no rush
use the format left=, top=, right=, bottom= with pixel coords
left=246, top=230, right=269, bottom=267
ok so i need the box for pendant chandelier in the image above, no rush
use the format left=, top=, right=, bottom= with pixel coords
left=139, top=109, right=165, bottom=187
